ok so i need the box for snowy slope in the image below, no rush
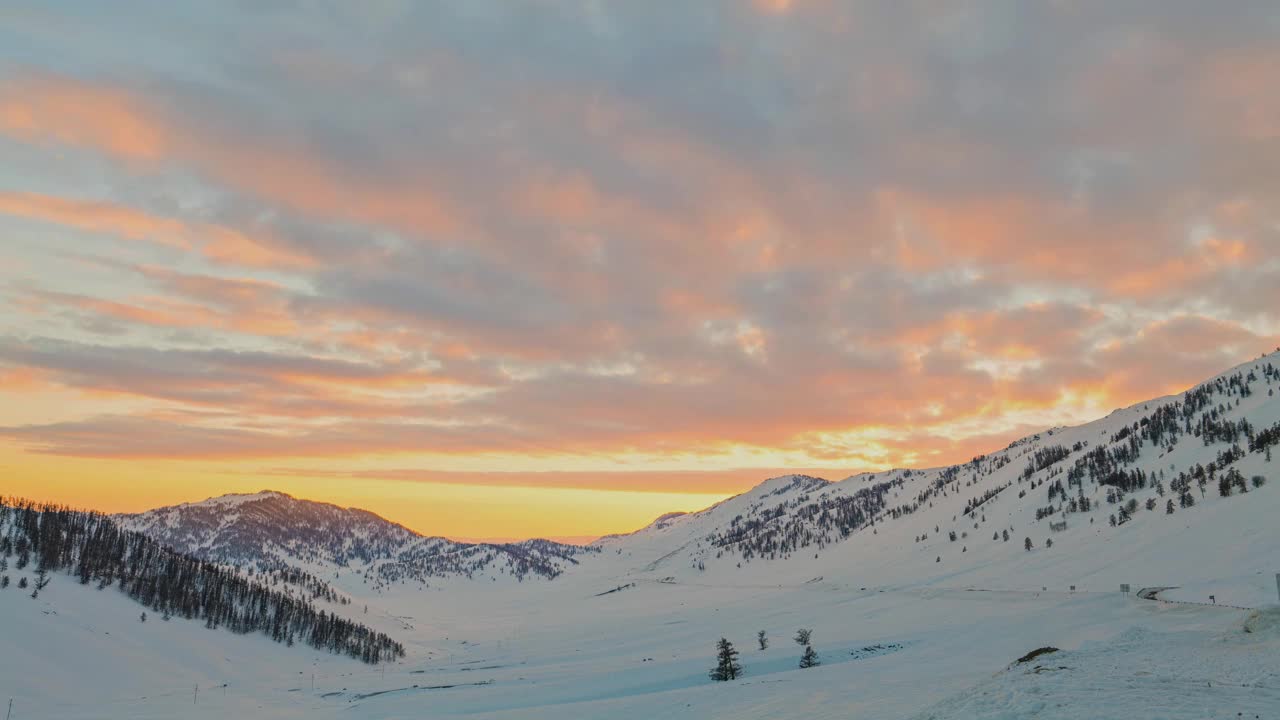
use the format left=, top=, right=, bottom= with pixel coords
left=910, top=609, right=1280, bottom=720
left=0, top=570, right=358, bottom=719
left=589, top=350, right=1280, bottom=607
left=5, top=557, right=1277, bottom=719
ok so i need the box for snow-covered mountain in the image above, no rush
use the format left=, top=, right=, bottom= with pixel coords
left=117, top=491, right=598, bottom=586
left=589, top=350, right=1280, bottom=601
left=117, top=490, right=419, bottom=568
left=119, top=350, right=1280, bottom=600
left=12, top=350, right=1278, bottom=719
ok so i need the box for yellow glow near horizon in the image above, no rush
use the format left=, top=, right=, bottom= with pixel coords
left=0, top=445, right=734, bottom=541
left=0, top=365, right=1227, bottom=540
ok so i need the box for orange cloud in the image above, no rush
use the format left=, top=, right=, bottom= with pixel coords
left=0, top=74, right=461, bottom=249
left=0, top=191, right=191, bottom=249
left=1109, top=236, right=1253, bottom=297
left=0, top=77, right=168, bottom=160
left=1200, top=48, right=1280, bottom=141
left=0, top=190, right=311, bottom=269
left=0, top=367, right=51, bottom=391
left=753, top=0, right=794, bottom=14
left=21, top=287, right=298, bottom=337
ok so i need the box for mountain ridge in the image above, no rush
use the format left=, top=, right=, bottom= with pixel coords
left=117, top=490, right=600, bottom=586
left=580, top=349, right=1279, bottom=589
left=119, top=349, right=1280, bottom=597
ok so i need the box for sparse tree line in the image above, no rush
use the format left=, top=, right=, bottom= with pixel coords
left=707, top=477, right=900, bottom=562
left=709, top=628, right=820, bottom=681
left=910, top=360, right=1275, bottom=565
left=0, top=497, right=404, bottom=664
left=1021, top=444, right=1076, bottom=480
left=964, top=482, right=1012, bottom=517
left=253, top=565, right=350, bottom=605
left=370, top=537, right=599, bottom=589
left=686, top=359, right=1273, bottom=576
left=1028, top=367, right=1274, bottom=529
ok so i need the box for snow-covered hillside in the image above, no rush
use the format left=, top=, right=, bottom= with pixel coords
left=592, top=350, right=1280, bottom=606
left=4, top=350, right=1279, bottom=719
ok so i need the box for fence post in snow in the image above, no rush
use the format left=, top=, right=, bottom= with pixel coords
left=6, top=697, right=12, bottom=720
left=1275, top=573, right=1279, bottom=603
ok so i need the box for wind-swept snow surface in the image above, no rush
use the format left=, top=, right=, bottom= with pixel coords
left=911, top=611, right=1280, bottom=720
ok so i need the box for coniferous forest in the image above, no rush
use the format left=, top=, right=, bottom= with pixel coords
left=0, top=497, right=404, bottom=664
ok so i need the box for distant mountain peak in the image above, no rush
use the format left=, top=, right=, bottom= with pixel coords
left=118, top=488, right=598, bottom=584
left=188, top=489, right=293, bottom=506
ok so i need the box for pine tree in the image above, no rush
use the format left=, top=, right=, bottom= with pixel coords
left=795, top=628, right=812, bottom=646
left=757, top=630, right=768, bottom=650
left=1166, top=499, right=1175, bottom=514
left=1024, top=537, right=1033, bottom=551
left=709, top=638, right=742, bottom=681
left=30, top=566, right=49, bottom=598
left=799, top=644, right=820, bottom=669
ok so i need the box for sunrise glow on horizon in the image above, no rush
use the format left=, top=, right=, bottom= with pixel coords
left=2, top=3, right=1278, bottom=540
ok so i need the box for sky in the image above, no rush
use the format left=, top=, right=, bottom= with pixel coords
left=1, top=1, right=1278, bottom=542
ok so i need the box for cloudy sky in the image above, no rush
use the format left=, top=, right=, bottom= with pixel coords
left=1, top=1, right=1277, bottom=540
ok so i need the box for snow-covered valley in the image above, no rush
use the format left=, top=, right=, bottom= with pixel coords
left=3, top=351, right=1280, bottom=719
